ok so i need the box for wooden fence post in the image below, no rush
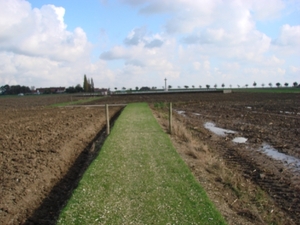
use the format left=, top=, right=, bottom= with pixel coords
left=106, top=104, right=110, bottom=135
left=169, top=102, right=172, bottom=134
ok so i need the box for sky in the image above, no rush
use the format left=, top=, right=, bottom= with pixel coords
left=0, top=0, right=299, bottom=89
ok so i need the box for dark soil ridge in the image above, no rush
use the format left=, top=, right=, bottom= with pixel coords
left=24, top=107, right=124, bottom=225
left=180, top=109, right=300, bottom=224
left=221, top=146, right=300, bottom=223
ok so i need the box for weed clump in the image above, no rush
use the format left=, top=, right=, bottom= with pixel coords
left=154, top=102, right=166, bottom=109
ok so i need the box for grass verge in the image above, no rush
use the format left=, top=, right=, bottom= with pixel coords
left=58, top=102, right=226, bottom=224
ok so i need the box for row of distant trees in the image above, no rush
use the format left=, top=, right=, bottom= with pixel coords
left=65, top=84, right=83, bottom=93
left=1, top=79, right=298, bottom=95
left=115, top=81, right=299, bottom=91
left=177, top=81, right=299, bottom=89
left=249, top=81, right=298, bottom=88
left=0, top=84, right=32, bottom=95
left=0, top=74, right=96, bottom=95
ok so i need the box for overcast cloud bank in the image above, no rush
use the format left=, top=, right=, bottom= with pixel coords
left=0, top=0, right=299, bottom=89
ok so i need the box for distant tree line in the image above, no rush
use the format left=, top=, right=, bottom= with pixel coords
left=64, top=74, right=95, bottom=93
left=115, top=81, right=299, bottom=92
left=83, top=74, right=94, bottom=92
left=0, top=84, right=31, bottom=95
left=65, top=84, right=83, bottom=93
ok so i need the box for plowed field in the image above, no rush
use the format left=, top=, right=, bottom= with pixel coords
left=1, top=92, right=299, bottom=224
left=0, top=99, right=122, bottom=224
left=0, top=94, right=88, bottom=109
left=91, top=91, right=300, bottom=224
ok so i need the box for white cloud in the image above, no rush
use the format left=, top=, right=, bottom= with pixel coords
left=123, top=26, right=147, bottom=46
left=223, top=62, right=240, bottom=71
left=123, top=26, right=164, bottom=48
left=1, top=0, right=299, bottom=89
left=193, top=62, right=201, bottom=71
left=0, top=0, right=104, bottom=87
left=277, top=67, right=286, bottom=75
left=246, top=0, right=285, bottom=20
left=290, top=66, right=300, bottom=73
left=99, top=33, right=180, bottom=88
left=100, top=45, right=130, bottom=60
left=265, top=55, right=285, bottom=66
left=271, top=24, right=300, bottom=58
left=0, top=50, right=116, bottom=88
left=0, top=1, right=91, bottom=62
left=104, top=0, right=299, bottom=87
left=164, top=0, right=218, bottom=34
left=274, top=24, right=300, bottom=46
left=203, top=60, right=210, bottom=71
left=122, top=0, right=284, bottom=34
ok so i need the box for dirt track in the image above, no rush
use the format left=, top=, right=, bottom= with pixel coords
left=0, top=104, right=121, bottom=224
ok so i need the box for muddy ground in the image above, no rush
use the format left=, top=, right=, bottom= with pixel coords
left=0, top=94, right=90, bottom=109
left=175, top=93, right=300, bottom=224
left=0, top=92, right=299, bottom=224
left=93, top=91, right=300, bottom=224
left=0, top=99, right=122, bottom=224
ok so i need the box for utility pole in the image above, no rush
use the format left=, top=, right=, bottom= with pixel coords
left=165, top=78, right=168, bottom=91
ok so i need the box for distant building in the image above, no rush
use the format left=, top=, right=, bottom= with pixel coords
left=31, top=90, right=39, bottom=94
left=36, top=87, right=65, bottom=94
left=94, top=88, right=108, bottom=95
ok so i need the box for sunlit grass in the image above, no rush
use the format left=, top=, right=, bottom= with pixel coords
left=58, top=103, right=226, bottom=224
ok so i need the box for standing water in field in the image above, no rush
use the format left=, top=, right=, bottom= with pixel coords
left=260, top=143, right=300, bottom=172
left=204, top=122, right=236, bottom=136
left=175, top=110, right=186, bottom=117
left=232, top=137, right=248, bottom=143
left=204, top=123, right=248, bottom=143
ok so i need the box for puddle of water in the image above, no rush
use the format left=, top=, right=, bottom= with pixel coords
left=176, top=110, right=185, bottom=115
left=246, top=106, right=252, bottom=109
left=232, top=137, right=248, bottom=143
left=279, top=111, right=294, bottom=115
left=261, top=143, right=300, bottom=171
left=175, top=110, right=186, bottom=117
left=193, top=113, right=201, bottom=116
left=204, top=122, right=236, bottom=137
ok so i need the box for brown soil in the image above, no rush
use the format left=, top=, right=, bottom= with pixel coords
left=1, top=92, right=299, bottom=225
left=92, top=91, right=300, bottom=224
left=173, top=94, right=300, bottom=224
left=0, top=102, right=122, bottom=224
left=0, top=94, right=89, bottom=109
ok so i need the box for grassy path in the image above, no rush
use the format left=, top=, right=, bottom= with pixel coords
left=58, top=103, right=226, bottom=224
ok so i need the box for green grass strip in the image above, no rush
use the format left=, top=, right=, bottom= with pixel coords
left=58, top=103, right=227, bottom=225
